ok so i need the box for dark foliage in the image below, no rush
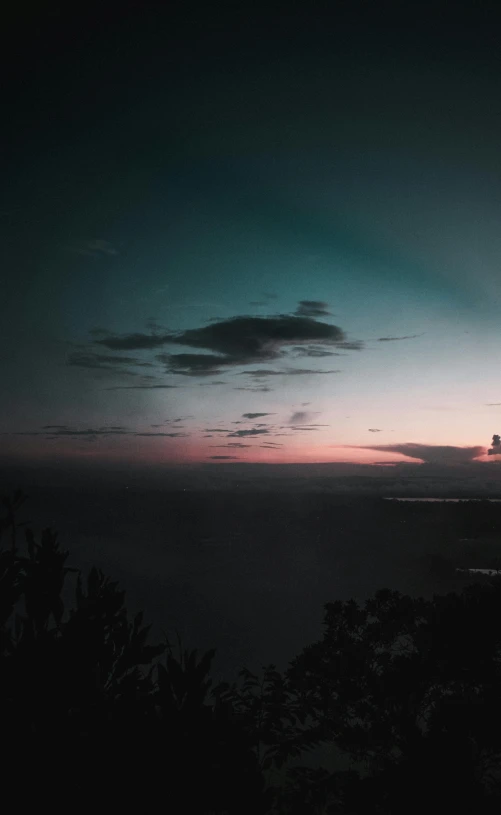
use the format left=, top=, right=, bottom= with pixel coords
left=3, top=489, right=501, bottom=813
left=0, top=491, right=272, bottom=813
left=278, top=586, right=501, bottom=812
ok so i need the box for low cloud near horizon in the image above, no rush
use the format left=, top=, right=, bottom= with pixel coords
left=352, top=442, right=486, bottom=464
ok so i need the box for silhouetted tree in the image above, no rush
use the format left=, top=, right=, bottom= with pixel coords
left=0, top=492, right=273, bottom=812
left=213, top=584, right=501, bottom=812
left=279, top=586, right=501, bottom=812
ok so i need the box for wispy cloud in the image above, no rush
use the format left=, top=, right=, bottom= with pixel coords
left=291, top=346, right=341, bottom=357
left=105, top=384, right=178, bottom=390
left=212, top=442, right=252, bottom=448
left=13, top=427, right=129, bottom=437
left=134, top=432, right=188, bottom=437
left=96, top=332, right=174, bottom=350
left=227, top=428, right=270, bottom=437
left=377, top=333, right=425, bottom=342
left=234, top=386, right=273, bottom=392
left=289, top=411, right=313, bottom=424
left=10, top=425, right=186, bottom=441
left=294, top=300, right=331, bottom=317
left=69, top=239, right=118, bottom=257
left=67, top=351, right=152, bottom=371
left=242, top=412, right=275, bottom=419
left=240, top=368, right=340, bottom=378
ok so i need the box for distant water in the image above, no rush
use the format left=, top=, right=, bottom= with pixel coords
left=384, top=498, right=501, bottom=502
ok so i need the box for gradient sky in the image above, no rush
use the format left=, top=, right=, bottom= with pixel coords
left=3, top=3, right=501, bottom=468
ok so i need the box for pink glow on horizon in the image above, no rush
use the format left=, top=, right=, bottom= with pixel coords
left=4, top=435, right=497, bottom=468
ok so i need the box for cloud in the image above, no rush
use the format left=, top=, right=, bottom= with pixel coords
left=291, top=346, right=341, bottom=357
left=105, top=384, right=178, bottom=390
left=67, top=351, right=151, bottom=371
left=336, top=341, right=364, bottom=350
left=234, top=386, right=273, bottom=392
left=134, top=432, right=188, bottom=437
left=488, top=434, right=501, bottom=456
left=208, top=455, right=240, bottom=460
left=204, top=428, right=233, bottom=433
left=157, top=352, right=226, bottom=376
left=92, top=308, right=362, bottom=377
left=227, top=429, right=270, bottom=437
left=52, top=428, right=129, bottom=436
left=97, top=313, right=349, bottom=360
left=289, top=411, right=313, bottom=424
left=146, top=319, right=170, bottom=331
left=14, top=427, right=130, bottom=437
left=241, top=368, right=340, bottom=378
left=242, top=412, right=274, bottom=419
left=294, top=300, right=331, bottom=317
left=97, top=333, right=173, bottom=350
left=158, top=312, right=347, bottom=374
left=198, top=380, right=227, bottom=386
left=70, top=239, right=118, bottom=257
left=377, top=334, right=425, bottom=342
left=213, top=442, right=252, bottom=448
left=171, top=314, right=345, bottom=356
left=368, top=428, right=382, bottom=432
left=11, top=425, right=187, bottom=441
left=354, top=443, right=485, bottom=464
left=487, top=403, right=501, bottom=406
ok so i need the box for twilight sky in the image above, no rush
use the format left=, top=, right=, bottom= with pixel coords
left=3, top=3, right=501, bottom=469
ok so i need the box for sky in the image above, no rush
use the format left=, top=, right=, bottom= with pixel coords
left=3, top=3, right=501, bottom=471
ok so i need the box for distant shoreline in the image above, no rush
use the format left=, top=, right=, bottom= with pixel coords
left=384, top=497, right=501, bottom=502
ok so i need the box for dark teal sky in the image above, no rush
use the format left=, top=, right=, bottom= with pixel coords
left=3, top=4, right=501, bottom=467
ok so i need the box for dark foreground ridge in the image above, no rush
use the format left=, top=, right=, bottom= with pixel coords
left=2, top=489, right=501, bottom=813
